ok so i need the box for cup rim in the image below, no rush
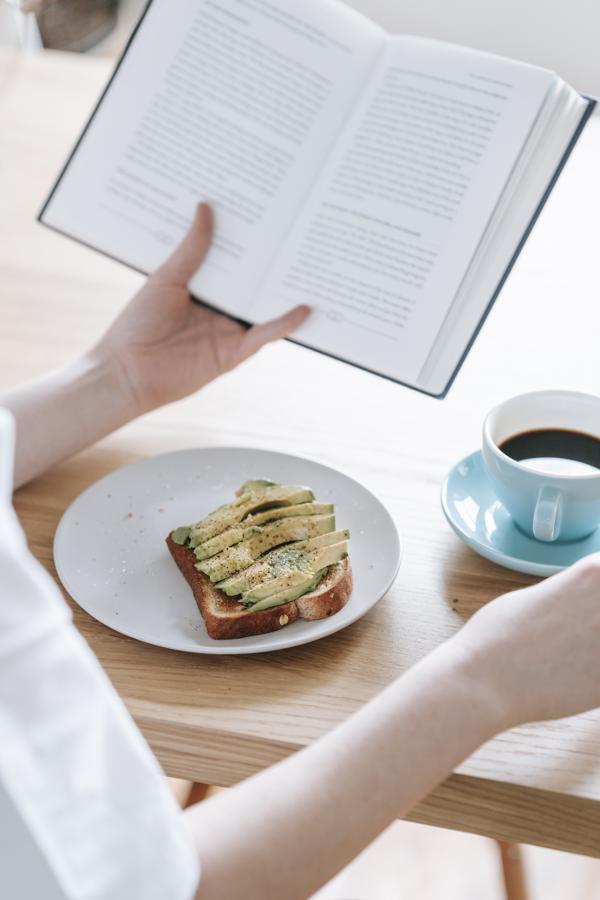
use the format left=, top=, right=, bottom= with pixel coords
left=483, top=390, right=600, bottom=482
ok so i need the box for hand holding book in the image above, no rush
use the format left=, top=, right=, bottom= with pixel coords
left=92, top=202, right=309, bottom=416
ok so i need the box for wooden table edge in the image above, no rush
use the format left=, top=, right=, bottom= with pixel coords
left=133, top=709, right=600, bottom=858
left=407, top=773, right=600, bottom=858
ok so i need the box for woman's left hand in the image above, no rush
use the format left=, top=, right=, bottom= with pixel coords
left=92, top=203, right=310, bottom=415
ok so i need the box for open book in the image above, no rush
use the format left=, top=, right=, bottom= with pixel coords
left=40, top=0, right=595, bottom=397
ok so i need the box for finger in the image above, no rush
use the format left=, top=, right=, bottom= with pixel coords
left=239, top=305, right=311, bottom=360
left=156, top=203, right=214, bottom=285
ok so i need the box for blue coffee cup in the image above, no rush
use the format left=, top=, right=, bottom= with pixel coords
left=482, top=391, right=600, bottom=543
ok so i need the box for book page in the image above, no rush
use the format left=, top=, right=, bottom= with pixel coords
left=42, top=0, right=383, bottom=304
left=419, top=82, right=588, bottom=395
left=252, top=37, right=555, bottom=384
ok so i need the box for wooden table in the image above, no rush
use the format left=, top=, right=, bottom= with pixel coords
left=2, top=48, right=600, bottom=858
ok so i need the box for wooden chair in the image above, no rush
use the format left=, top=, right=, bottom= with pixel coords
left=498, top=841, right=529, bottom=900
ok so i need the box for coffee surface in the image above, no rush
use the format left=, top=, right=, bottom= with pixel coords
left=499, top=429, right=600, bottom=472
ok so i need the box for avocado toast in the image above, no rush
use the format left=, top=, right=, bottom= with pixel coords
left=166, top=479, right=352, bottom=640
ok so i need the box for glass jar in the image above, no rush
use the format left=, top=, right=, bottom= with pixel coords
left=35, top=0, right=119, bottom=52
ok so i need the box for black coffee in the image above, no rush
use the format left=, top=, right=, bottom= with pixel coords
left=499, top=429, right=600, bottom=470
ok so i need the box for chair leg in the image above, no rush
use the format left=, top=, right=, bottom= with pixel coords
left=497, top=841, right=529, bottom=900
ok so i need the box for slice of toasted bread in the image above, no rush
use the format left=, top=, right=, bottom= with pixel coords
left=295, top=560, right=353, bottom=620
left=166, top=535, right=352, bottom=640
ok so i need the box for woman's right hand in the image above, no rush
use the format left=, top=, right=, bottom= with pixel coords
left=454, top=553, right=600, bottom=728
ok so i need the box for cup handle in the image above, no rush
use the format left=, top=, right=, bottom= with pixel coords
left=533, top=486, right=563, bottom=542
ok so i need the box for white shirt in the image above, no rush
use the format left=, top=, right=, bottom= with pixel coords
left=0, top=410, right=200, bottom=900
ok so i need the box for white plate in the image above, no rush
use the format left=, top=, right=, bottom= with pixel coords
left=54, top=448, right=401, bottom=654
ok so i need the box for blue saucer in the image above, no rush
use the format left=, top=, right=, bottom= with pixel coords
left=441, top=451, right=600, bottom=576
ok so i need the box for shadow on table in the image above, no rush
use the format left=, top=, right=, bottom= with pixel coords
left=441, top=543, right=539, bottom=623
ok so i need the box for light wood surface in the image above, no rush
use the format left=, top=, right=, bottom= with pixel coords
left=2, top=49, right=600, bottom=858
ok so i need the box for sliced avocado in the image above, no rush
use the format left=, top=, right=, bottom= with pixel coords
left=194, top=503, right=334, bottom=561
left=242, top=568, right=309, bottom=601
left=238, top=485, right=315, bottom=513
left=197, top=514, right=335, bottom=583
left=235, top=478, right=278, bottom=497
left=243, top=502, right=333, bottom=528
left=241, top=540, right=348, bottom=602
left=216, top=529, right=350, bottom=596
left=216, top=552, right=284, bottom=596
left=216, top=559, right=273, bottom=596
left=293, top=529, right=350, bottom=552
left=193, top=523, right=246, bottom=561
left=236, top=515, right=336, bottom=565
left=246, top=568, right=328, bottom=612
left=188, top=484, right=315, bottom=545
left=171, top=526, right=191, bottom=546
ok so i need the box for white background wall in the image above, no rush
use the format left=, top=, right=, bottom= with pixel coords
left=344, top=0, right=600, bottom=97
left=1, top=0, right=598, bottom=98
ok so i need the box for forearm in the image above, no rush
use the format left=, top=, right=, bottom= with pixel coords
left=1, top=353, right=138, bottom=489
left=186, top=640, right=505, bottom=900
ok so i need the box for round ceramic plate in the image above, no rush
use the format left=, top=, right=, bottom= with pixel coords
left=441, top=450, right=600, bottom=576
left=54, top=448, right=401, bottom=654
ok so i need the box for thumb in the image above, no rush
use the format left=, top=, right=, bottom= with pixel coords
left=156, top=203, right=214, bottom=284
left=238, top=305, right=311, bottom=361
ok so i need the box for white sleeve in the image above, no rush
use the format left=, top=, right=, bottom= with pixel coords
left=0, top=501, right=201, bottom=900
